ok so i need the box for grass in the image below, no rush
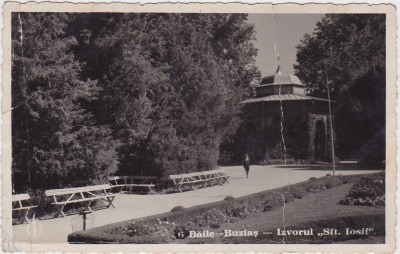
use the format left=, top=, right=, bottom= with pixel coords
left=214, top=183, right=384, bottom=244
left=68, top=173, right=384, bottom=244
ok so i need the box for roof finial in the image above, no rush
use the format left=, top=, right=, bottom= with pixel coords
left=275, top=61, right=282, bottom=74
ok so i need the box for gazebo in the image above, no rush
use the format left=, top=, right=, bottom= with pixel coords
left=240, top=66, right=333, bottom=163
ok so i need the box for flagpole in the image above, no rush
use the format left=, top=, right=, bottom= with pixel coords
left=325, top=61, right=336, bottom=176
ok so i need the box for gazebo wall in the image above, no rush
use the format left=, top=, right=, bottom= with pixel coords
left=243, top=101, right=310, bottom=162
left=242, top=100, right=332, bottom=163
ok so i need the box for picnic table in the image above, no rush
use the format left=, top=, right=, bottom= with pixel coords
left=108, top=176, right=157, bottom=193
left=45, top=184, right=117, bottom=218
left=169, top=169, right=229, bottom=192
left=12, top=193, right=38, bottom=224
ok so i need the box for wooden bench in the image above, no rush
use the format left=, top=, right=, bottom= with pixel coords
left=169, top=172, right=207, bottom=192
left=169, top=169, right=229, bottom=192
left=108, top=176, right=157, bottom=193
left=12, top=194, right=38, bottom=224
left=45, top=184, right=117, bottom=218
left=202, top=169, right=230, bottom=185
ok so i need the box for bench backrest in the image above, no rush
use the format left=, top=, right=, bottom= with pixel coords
left=169, top=173, right=190, bottom=179
left=12, top=193, right=31, bottom=202
left=108, top=176, right=157, bottom=181
left=169, top=172, right=207, bottom=183
left=45, top=184, right=111, bottom=196
left=170, top=169, right=225, bottom=179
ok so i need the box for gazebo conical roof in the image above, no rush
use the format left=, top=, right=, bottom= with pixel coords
left=240, top=66, right=330, bottom=104
left=260, top=65, right=304, bottom=87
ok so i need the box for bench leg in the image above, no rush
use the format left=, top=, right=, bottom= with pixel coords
left=18, top=209, right=30, bottom=224
left=222, top=177, right=229, bottom=184
left=84, top=200, right=94, bottom=212
left=23, top=209, right=30, bottom=224
left=208, top=179, right=215, bottom=187
left=106, top=196, right=115, bottom=208
left=54, top=205, right=66, bottom=218
left=211, top=179, right=216, bottom=186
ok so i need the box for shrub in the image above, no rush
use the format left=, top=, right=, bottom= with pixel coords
left=290, top=186, right=307, bottom=199
left=304, top=176, right=344, bottom=193
left=227, top=202, right=251, bottom=219
left=123, top=219, right=158, bottom=237
left=262, top=192, right=284, bottom=211
left=224, top=196, right=235, bottom=201
left=28, top=189, right=54, bottom=218
left=155, top=178, right=174, bottom=192
left=309, top=177, right=317, bottom=181
left=340, top=172, right=385, bottom=206
left=282, top=191, right=295, bottom=203
left=266, top=158, right=296, bottom=165
left=190, top=208, right=231, bottom=230
left=171, top=206, right=186, bottom=212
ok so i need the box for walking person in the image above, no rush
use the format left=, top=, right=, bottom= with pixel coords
left=242, top=153, right=251, bottom=178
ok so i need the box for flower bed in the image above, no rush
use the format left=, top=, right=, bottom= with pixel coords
left=340, top=172, right=385, bottom=206
left=68, top=174, right=375, bottom=244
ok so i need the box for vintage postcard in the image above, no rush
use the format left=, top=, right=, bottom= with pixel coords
left=1, top=1, right=397, bottom=253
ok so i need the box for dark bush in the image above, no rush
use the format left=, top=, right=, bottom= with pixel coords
left=309, top=177, right=317, bottom=180
left=282, top=191, right=295, bottom=203
left=340, top=173, right=385, bottom=206
left=192, top=208, right=231, bottom=229
left=123, top=219, right=157, bottom=237
left=224, top=196, right=235, bottom=201
left=290, top=186, right=307, bottom=199
left=171, top=206, right=186, bottom=212
left=155, top=178, right=174, bottom=192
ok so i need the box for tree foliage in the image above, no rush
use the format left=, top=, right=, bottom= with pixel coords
left=12, top=13, right=259, bottom=191
left=11, top=13, right=121, bottom=191
left=294, top=14, right=385, bottom=165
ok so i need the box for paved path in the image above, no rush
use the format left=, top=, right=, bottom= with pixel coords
left=12, top=165, right=379, bottom=243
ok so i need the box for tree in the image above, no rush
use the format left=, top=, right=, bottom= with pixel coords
left=68, top=13, right=259, bottom=175
left=12, top=13, right=259, bottom=192
left=12, top=13, right=119, bottom=191
left=294, top=14, right=385, bottom=166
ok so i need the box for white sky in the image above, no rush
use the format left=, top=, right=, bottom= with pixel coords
left=248, top=14, right=324, bottom=76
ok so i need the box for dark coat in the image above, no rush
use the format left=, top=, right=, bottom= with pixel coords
left=243, top=159, right=250, bottom=171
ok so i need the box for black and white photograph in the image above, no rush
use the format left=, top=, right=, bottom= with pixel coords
left=1, top=1, right=397, bottom=253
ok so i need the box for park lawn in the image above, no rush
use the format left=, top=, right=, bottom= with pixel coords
left=69, top=174, right=385, bottom=244
left=183, top=183, right=384, bottom=244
